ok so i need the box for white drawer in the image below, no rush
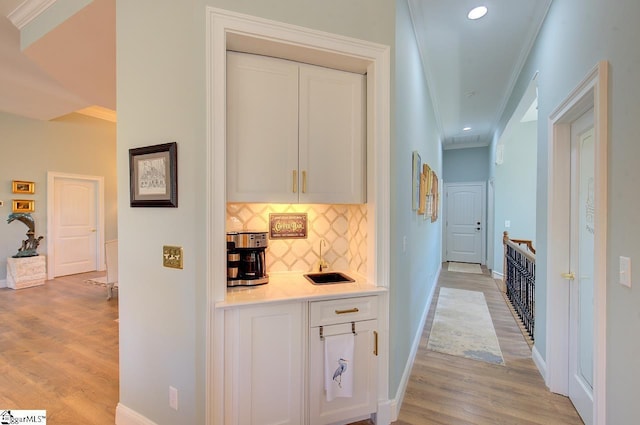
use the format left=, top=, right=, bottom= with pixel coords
left=309, top=296, right=378, bottom=327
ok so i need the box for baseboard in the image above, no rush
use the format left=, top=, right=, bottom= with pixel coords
left=532, top=344, right=547, bottom=383
left=115, top=403, right=158, bottom=425
left=388, top=263, right=441, bottom=422
left=492, top=270, right=503, bottom=279
left=0, top=279, right=6, bottom=288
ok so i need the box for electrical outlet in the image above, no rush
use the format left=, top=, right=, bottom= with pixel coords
left=169, top=386, right=178, bottom=410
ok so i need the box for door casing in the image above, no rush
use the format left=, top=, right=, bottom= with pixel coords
left=545, top=61, right=608, bottom=425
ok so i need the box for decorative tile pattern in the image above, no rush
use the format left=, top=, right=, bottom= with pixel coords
left=227, top=203, right=367, bottom=274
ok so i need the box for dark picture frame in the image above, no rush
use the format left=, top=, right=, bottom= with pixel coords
left=129, top=142, right=178, bottom=207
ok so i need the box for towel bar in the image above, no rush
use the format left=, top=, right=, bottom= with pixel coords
left=319, top=322, right=358, bottom=340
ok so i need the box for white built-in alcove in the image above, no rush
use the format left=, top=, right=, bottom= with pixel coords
left=205, top=7, right=391, bottom=424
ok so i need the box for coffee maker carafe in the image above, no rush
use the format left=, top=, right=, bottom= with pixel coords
left=226, top=231, right=269, bottom=286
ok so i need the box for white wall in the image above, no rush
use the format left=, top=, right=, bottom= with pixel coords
left=391, top=0, right=442, bottom=398
left=116, top=1, right=395, bottom=423
left=0, top=111, right=117, bottom=281
left=496, top=0, right=640, bottom=422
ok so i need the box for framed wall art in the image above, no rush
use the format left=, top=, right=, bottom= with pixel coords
left=12, top=180, right=35, bottom=194
left=412, top=151, right=421, bottom=211
left=12, top=199, right=35, bottom=213
left=129, top=142, right=178, bottom=207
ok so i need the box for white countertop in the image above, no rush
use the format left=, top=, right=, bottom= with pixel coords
left=216, top=270, right=386, bottom=308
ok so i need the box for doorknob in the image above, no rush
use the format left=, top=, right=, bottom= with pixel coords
left=561, top=272, right=575, bottom=280
left=90, top=229, right=97, bottom=233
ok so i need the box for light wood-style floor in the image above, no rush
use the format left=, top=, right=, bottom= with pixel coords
left=0, top=271, right=118, bottom=424
left=0, top=267, right=582, bottom=425
left=390, top=264, right=584, bottom=425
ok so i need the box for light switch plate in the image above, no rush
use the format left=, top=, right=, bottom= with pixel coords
left=163, top=245, right=184, bottom=269
left=619, top=256, right=631, bottom=288
left=505, top=220, right=511, bottom=228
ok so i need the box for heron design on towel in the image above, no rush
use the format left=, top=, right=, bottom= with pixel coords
left=332, top=358, right=348, bottom=388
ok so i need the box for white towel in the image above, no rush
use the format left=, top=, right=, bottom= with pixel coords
left=324, top=333, right=355, bottom=401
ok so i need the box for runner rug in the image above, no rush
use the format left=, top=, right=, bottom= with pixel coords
left=427, top=287, right=505, bottom=365
left=447, top=262, right=483, bottom=274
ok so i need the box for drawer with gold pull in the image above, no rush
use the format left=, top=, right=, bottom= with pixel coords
left=309, top=295, right=378, bottom=327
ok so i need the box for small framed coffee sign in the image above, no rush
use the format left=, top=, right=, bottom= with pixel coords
left=269, top=213, right=308, bottom=239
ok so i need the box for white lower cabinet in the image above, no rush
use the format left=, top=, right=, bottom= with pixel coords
left=308, top=296, right=379, bottom=425
left=224, top=302, right=304, bottom=425
left=225, top=296, right=378, bottom=425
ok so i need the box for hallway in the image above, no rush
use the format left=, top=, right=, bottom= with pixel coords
left=393, top=264, right=584, bottom=425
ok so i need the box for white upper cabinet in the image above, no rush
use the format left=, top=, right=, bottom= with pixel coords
left=227, top=52, right=366, bottom=204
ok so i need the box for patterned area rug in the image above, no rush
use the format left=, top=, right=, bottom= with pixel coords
left=448, top=262, right=483, bottom=274
left=427, top=287, right=505, bottom=365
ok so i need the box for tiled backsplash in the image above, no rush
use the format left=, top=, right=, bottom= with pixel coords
left=226, top=203, right=367, bottom=274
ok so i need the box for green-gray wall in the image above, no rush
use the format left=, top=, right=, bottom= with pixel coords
left=392, top=0, right=442, bottom=397
left=442, top=146, right=489, bottom=183
left=491, top=120, right=537, bottom=272
left=0, top=111, right=117, bottom=281
left=496, top=0, right=640, bottom=422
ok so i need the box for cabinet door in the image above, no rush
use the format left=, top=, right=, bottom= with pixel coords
left=226, top=52, right=299, bottom=203
left=299, top=64, right=366, bottom=204
left=309, top=319, right=378, bottom=425
left=226, top=303, right=304, bottom=425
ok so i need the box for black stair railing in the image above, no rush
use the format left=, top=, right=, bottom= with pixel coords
left=502, top=231, right=536, bottom=341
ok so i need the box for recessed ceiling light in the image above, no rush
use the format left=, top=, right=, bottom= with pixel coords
left=463, top=127, right=472, bottom=131
left=468, top=6, right=488, bottom=20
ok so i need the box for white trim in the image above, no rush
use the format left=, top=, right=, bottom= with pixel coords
left=388, top=264, right=441, bottom=421
left=115, top=403, right=158, bottom=425
left=443, top=181, right=487, bottom=264
left=0, top=279, right=6, bottom=288
left=546, top=61, right=608, bottom=425
left=532, top=344, right=547, bottom=380
left=46, top=172, right=105, bottom=280
left=205, top=8, right=391, bottom=425
left=492, top=270, right=504, bottom=280
left=7, top=0, right=56, bottom=29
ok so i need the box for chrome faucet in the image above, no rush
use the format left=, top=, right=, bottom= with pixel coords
left=318, top=239, right=328, bottom=272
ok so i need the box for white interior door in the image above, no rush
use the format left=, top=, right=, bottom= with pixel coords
left=445, top=182, right=485, bottom=263
left=53, top=177, right=98, bottom=277
left=568, top=108, right=595, bottom=425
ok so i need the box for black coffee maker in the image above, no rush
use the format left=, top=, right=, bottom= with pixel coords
left=226, top=231, right=269, bottom=287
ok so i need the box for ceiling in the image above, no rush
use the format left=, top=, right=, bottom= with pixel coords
left=409, top=0, right=550, bottom=149
left=0, top=0, right=114, bottom=121
left=0, top=0, right=549, bottom=145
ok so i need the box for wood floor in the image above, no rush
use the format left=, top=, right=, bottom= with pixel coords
left=391, top=265, right=584, bottom=425
left=0, top=271, right=118, bottom=425
left=0, top=267, right=582, bottom=425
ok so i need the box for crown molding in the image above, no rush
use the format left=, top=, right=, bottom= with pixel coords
left=7, top=0, right=57, bottom=30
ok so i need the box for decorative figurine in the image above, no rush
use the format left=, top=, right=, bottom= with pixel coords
left=7, top=213, right=44, bottom=258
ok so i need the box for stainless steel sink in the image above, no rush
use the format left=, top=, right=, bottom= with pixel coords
left=304, top=272, right=355, bottom=285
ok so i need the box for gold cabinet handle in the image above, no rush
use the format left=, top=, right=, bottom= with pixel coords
left=373, top=330, right=378, bottom=356
left=292, top=170, right=298, bottom=193
left=302, top=170, right=307, bottom=193
left=335, top=308, right=359, bottom=315
left=561, top=272, right=575, bottom=280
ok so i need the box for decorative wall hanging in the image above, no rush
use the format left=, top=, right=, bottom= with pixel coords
left=12, top=180, right=35, bottom=194
left=430, top=171, right=439, bottom=222
left=412, top=151, right=421, bottom=211
left=12, top=199, right=35, bottom=213
left=129, top=142, right=178, bottom=207
left=269, top=213, right=308, bottom=239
